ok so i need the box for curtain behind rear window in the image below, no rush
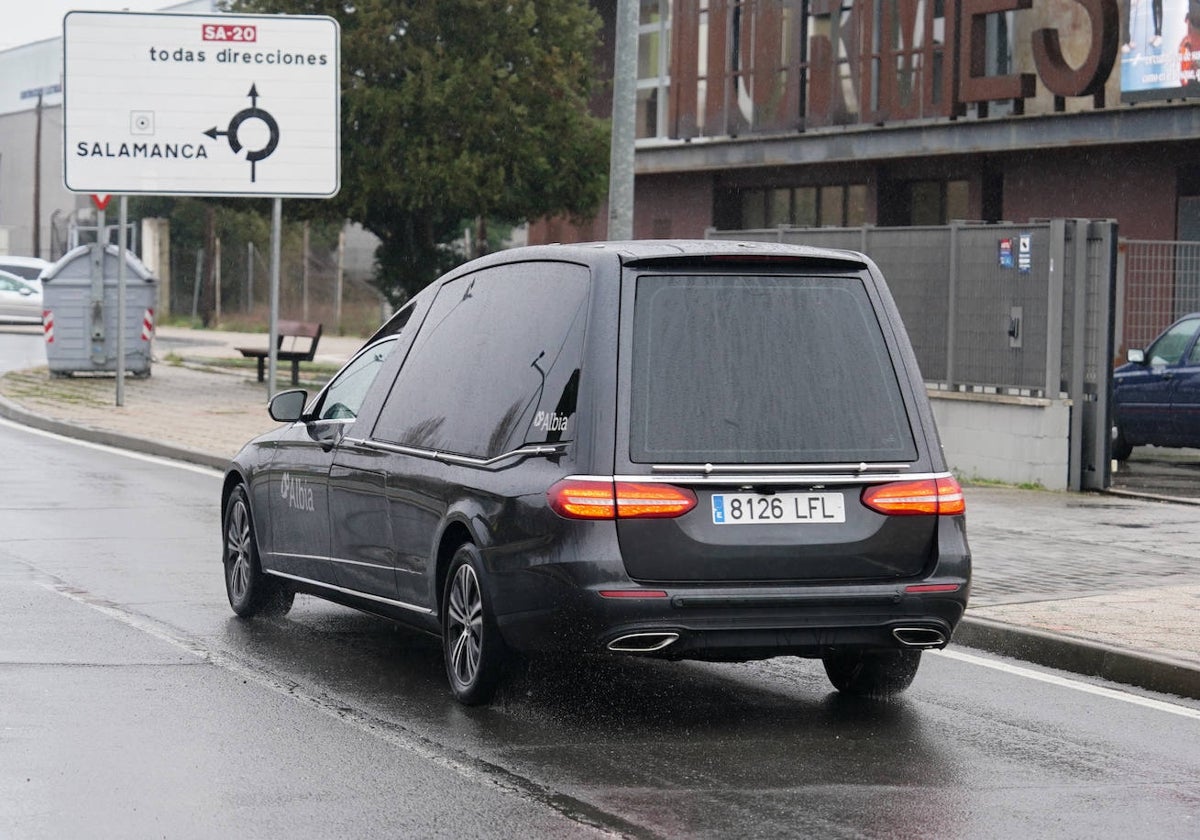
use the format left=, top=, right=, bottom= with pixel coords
left=630, top=274, right=917, bottom=463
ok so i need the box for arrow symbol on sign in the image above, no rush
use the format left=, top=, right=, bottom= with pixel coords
left=202, top=84, right=280, bottom=183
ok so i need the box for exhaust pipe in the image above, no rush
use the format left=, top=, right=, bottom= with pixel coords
left=892, top=627, right=947, bottom=648
left=607, top=632, right=680, bottom=653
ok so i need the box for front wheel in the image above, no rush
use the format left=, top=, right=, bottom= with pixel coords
left=223, top=485, right=294, bottom=617
left=822, top=648, right=922, bottom=698
left=442, top=544, right=510, bottom=705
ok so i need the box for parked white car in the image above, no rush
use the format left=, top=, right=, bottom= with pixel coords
left=0, top=256, right=52, bottom=291
left=0, top=269, right=44, bottom=325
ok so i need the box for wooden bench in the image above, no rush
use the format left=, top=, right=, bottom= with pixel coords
left=236, top=320, right=323, bottom=386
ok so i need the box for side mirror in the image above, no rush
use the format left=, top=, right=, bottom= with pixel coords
left=268, top=389, right=308, bottom=422
left=1127, top=348, right=1146, bottom=365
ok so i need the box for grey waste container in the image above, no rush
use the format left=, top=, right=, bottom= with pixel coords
left=41, top=244, right=159, bottom=377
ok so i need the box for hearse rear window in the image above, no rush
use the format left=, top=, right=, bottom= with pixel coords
left=629, top=274, right=917, bottom=464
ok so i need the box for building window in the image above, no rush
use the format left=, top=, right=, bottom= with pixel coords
left=637, top=0, right=672, bottom=138
left=731, top=183, right=868, bottom=228
left=903, top=179, right=970, bottom=225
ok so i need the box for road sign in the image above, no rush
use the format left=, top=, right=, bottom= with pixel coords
left=91, top=194, right=111, bottom=211
left=62, top=11, right=340, bottom=198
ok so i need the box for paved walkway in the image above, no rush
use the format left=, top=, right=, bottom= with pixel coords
left=2, top=326, right=1199, bottom=701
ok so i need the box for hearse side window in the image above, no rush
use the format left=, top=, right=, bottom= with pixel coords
left=373, top=263, right=589, bottom=459
left=629, top=273, right=917, bottom=464
left=313, top=336, right=399, bottom=421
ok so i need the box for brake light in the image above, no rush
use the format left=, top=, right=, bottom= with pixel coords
left=861, top=477, right=966, bottom=516
left=548, top=479, right=697, bottom=520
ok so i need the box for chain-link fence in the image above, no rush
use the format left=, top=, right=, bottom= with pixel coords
left=1118, top=240, right=1200, bottom=356
left=168, top=229, right=391, bottom=338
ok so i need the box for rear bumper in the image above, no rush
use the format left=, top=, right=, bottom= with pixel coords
left=495, top=580, right=969, bottom=661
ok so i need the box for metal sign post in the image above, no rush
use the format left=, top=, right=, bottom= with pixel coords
left=268, top=198, right=282, bottom=399
left=117, top=195, right=127, bottom=406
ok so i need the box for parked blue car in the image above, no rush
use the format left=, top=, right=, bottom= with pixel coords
left=1112, top=313, right=1200, bottom=460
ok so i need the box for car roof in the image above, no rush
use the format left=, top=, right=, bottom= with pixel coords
left=439, top=239, right=871, bottom=281
left=0, top=256, right=52, bottom=269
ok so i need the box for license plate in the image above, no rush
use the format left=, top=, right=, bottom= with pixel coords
left=711, top=492, right=846, bottom=525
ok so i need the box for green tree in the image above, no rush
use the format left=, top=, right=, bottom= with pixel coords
left=230, top=0, right=610, bottom=300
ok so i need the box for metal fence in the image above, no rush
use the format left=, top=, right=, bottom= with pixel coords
left=708, top=220, right=1119, bottom=490
left=1118, top=240, right=1200, bottom=355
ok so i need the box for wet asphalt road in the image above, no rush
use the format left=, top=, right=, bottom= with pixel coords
left=4, top=418, right=1200, bottom=838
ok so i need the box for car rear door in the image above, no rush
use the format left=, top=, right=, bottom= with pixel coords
left=613, top=260, right=941, bottom=584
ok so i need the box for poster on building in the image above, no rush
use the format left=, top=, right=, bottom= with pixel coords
left=1018, top=233, right=1032, bottom=273
left=1120, top=0, right=1200, bottom=101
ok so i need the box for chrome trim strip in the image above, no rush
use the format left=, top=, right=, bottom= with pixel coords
left=344, top=437, right=566, bottom=470
left=264, top=570, right=433, bottom=615
left=329, top=556, right=394, bottom=571
left=651, top=462, right=912, bottom=475
left=272, top=551, right=329, bottom=563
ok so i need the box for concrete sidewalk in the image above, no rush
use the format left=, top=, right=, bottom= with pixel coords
left=2, top=325, right=1199, bottom=701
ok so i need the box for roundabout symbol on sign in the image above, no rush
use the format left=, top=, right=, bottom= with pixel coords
left=204, top=83, right=279, bottom=183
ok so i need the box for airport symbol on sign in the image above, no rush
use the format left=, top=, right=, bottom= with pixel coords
left=204, top=84, right=280, bottom=183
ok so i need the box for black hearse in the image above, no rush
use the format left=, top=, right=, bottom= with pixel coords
left=221, top=241, right=971, bottom=704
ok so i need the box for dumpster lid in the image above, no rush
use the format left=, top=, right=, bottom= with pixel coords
left=43, top=244, right=157, bottom=283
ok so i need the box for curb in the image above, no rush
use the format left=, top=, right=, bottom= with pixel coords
left=0, top=392, right=229, bottom=472
left=956, top=615, right=1200, bottom=701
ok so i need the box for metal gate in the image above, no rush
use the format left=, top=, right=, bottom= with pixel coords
left=707, top=220, right=1119, bottom=491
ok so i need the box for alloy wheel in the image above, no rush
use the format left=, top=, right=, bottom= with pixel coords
left=446, top=563, right=484, bottom=687
left=226, top=498, right=252, bottom=603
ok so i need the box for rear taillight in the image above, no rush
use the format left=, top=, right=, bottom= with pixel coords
left=548, top=478, right=697, bottom=520
left=861, top=476, right=966, bottom=516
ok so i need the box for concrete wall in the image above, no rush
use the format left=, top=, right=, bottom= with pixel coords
left=929, top=391, right=1071, bottom=491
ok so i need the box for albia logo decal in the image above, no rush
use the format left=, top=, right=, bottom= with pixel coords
left=280, top=472, right=315, bottom=512
left=533, top=411, right=569, bottom=434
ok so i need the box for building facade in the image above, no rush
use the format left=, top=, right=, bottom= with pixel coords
left=533, top=0, right=1200, bottom=244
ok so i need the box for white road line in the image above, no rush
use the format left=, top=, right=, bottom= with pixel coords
left=935, top=648, right=1200, bottom=721
left=0, top=415, right=222, bottom=477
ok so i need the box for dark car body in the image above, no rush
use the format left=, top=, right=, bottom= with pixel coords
left=1113, top=313, right=1200, bottom=459
left=222, top=241, right=971, bottom=703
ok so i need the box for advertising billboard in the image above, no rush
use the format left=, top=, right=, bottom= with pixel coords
left=1121, top=0, right=1200, bottom=101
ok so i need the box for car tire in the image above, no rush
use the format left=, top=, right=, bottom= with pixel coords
left=442, top=543, right=509, bottom=705
left=223, top=485, right=294, bottom=618
left=822, top=648, right=922, bottom=698
left=1112, top=425, right=1133, bottom=462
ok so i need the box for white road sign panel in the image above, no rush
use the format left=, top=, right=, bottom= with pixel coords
left=63, top=11, right=339, bottom=197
